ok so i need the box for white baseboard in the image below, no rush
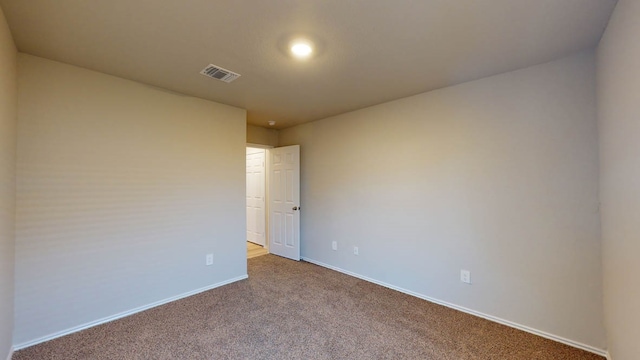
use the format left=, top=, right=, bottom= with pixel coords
left=14, top=275, right=248, bottom=350
left=4, top=347, right=13, bottom=360
left=301, top=257, right=607, bottom=358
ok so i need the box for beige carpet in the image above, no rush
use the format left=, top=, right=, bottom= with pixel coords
left=14, top=255, right=603, bottom=359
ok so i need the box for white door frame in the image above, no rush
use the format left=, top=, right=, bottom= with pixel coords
left=247, top=143, right=273, bottom=251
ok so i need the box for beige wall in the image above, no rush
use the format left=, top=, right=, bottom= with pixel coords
left=247, top=124, right=278, bottom=147
left=280, top=51, right=605, bottom=351
left=597, top=0, right=640, bottom=359
left=14, top=54, right=247, bottom=346
left=0, top=5, right=16, bottom=359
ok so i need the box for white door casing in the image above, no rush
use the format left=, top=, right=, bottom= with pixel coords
left=269, top=145, right=300, bottom=261
left=246, top=147, right=266, bottom=246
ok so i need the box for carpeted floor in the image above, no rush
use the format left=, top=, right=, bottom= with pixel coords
left=14, top=255, right=603, bottom=360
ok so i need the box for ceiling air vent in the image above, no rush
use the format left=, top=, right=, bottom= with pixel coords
left=200, top=64, right=241, bottom=83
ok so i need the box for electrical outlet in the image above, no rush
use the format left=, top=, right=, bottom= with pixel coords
left=353, top=246, right=359, bottom=255
left=460, top=269, right=471, bottom=284
left=332, top=241, right=337, bottom=251
left=206, top=253, right=214, bottom=266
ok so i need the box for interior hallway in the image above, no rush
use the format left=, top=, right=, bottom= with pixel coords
left=247, top=242, right=268, bottom=259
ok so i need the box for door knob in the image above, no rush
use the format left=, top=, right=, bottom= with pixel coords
left=293, top=206, right=299, bottom=211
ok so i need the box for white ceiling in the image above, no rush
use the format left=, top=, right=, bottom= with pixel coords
left=0, top=0, right=617, bottom=129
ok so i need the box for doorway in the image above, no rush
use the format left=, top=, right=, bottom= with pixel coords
left=245, top=144, right=301, bottom=261
left=246, top=146, right=269, bottom=258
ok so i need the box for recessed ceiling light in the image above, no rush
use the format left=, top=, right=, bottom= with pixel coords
left=291, top=41, right=313, bottom=58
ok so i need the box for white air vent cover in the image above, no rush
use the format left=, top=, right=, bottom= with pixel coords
left=200, top=64, right=241, bottom=83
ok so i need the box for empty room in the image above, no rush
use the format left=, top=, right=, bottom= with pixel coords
left=0, top=0, right=638, bottom=359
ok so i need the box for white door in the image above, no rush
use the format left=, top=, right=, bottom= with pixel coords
left=269, top=145, right=300, bottom=261
left=246, top=147, right=266, bottom=246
